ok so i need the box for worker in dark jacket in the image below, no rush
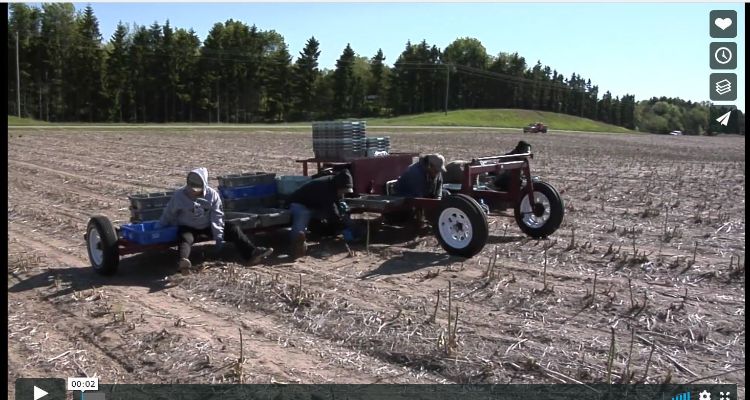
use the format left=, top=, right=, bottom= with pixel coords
left=287, top=169, right=354, bottom=258
left=393, top=154, right=447, bottom=199
left=490, top=140, right=532, bottom=191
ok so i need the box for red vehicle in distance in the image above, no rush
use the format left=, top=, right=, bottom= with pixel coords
left=523, top=122, right=548, bottom=133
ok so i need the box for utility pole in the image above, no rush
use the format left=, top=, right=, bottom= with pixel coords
left=16, top=33, right=21, bottom=117
left=444, top=63, right=450, bottom=116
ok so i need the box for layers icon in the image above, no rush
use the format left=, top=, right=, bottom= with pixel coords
left=715, top=79, right=732, bottom=95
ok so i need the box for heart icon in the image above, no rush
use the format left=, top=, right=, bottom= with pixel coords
left=715, top=17, right=733, bottom=30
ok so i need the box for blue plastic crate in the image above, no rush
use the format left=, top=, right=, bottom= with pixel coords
left=120, top=221, right=178, bottom=245
left=219, top=183, right=277, bottom=200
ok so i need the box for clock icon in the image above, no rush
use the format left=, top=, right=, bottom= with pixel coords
left=710, top=42, right=737, bottom=69
left=714, top=46, right=733, bottom=64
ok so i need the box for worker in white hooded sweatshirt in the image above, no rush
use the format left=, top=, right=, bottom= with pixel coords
left=157, top=167, right=272, bottom=272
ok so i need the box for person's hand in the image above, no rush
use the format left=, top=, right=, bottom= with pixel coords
left=337, top=201, right=349, bottom=215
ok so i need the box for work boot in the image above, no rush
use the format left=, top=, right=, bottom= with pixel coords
left=247, top=247, right=273, bottom=265
left=292, top=232, right=307, bottom=259
left=178, top=258, right=192, bottom=274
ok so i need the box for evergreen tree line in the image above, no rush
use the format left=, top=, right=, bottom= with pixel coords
left=7, top=4, right=744, bottom=134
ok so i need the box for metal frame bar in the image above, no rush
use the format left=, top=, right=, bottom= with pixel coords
left=295, top=152, right=419, bottom=177
left=458, top=154, right=534, bottom=210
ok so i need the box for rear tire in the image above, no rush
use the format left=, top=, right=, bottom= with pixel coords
left=433, top=194, right=488, bottom=258
left=514, top=181, right=564, bottom=238
left=86, top=216, right=120, bottom=275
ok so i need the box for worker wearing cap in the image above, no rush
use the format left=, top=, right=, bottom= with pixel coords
left=287, top=168, right=355, bottom=258
left=393, top=154, right=448, bottom=199
left=158, top=167, right=272, bottom=272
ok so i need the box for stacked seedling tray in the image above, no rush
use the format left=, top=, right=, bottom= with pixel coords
left=128, top=191, right=174, bottom=223
left=312, top=121, right=367, bottom=160
left=365, top=136, right=390, bottom=155
left=217, top=172, right=278, bottom=212
left=120, top=221, right=178, bottom=244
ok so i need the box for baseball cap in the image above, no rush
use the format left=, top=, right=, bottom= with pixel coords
left=425, top=154, right=447, bottom=173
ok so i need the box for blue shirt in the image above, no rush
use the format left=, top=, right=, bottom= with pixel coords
left=393, top=161, right=443, bottom=199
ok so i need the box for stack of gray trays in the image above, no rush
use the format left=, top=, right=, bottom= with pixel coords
left=365, top=136, right=390, bottom=155
left=312, top=121, right=366, bottom=160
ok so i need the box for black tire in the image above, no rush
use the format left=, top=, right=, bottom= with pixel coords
left=432, top=194, right=489, bottom=258
left=86, top=215, right=120, bottom=275
left=514, top=181, right=564, bottom=238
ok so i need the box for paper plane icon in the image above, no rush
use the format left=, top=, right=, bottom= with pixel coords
left=716, top=110, right=732, bottom=126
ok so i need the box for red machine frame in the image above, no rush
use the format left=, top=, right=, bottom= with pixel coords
left=295, top=152, right=536, bottom=213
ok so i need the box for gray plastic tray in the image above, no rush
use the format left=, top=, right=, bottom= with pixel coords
left=128, top=192, right=174, bottom=210
left=129, top=207, right=165, bottom=223
left=225, top=208, right=291, bottom=229
left=344, top=195, right=405, bottom=212
left=223, top=195, right=278, bottom=212
left=217, top=172, right=276, bottom=188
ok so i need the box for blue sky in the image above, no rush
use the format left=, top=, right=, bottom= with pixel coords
left=56, top=3, right=749, bottom=110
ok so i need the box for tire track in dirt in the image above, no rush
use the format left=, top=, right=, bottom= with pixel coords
left=9, top=177, right=125, bottom=221
left=9, top=140, right=194, bottom=182
left=8, top=158, right=170, bottom=192
left=8, top=159, right=164, bottom=194
left=9, top=176, right=119, bottom=211
left=182, top=222, right=743, bottom=385
left=8, top=225, right=440, bottom=384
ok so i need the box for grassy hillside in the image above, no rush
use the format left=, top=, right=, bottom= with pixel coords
left=367, top=109, right=634, bottom=133
left=8, top=116, right=49, bottom=126
left=9, top=109, right=634, bottom=133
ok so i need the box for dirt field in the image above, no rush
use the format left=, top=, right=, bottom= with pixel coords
left=7, top=127, right=745, bottom=396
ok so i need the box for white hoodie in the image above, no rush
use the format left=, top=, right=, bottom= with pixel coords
left=158, top=167, right=225, bottom=242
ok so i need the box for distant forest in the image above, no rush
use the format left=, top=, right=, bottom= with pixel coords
left=7, top=4, right=745, bottom=134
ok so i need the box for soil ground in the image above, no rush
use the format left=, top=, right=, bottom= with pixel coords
left=7, top=128, right=745, bottom=397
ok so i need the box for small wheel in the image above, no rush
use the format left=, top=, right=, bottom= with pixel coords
left=86, top=216, right=120, bottom=275
left=514, top=181, right=564, bottom=238
left=433, top=194, right=488, bottom=258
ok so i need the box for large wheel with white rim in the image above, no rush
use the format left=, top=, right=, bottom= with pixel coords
left=86, top=215, right=120, bottom=275
left=433, top=194, right=489, bottom=258
left=514, top=181, right=564, bottom=238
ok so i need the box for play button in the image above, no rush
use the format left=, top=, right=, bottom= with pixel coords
left=33, top=386, right=48, bottom=400
left=14, top=379, right=65, bottom=400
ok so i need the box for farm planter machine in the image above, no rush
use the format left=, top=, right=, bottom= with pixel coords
left=85, top=122, right=564, bottom=275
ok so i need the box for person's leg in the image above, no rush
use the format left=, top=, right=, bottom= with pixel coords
left=178, top=226, right=196, bottom=258
left=289, top=203, right=310, bottom=257
left=177, top=226, right=197, bottom=270
left=223, top=222, right=272, bottom=263
left=289, top=203, right=312, bottom=237
left=224, top=221, right=254, bottom=258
